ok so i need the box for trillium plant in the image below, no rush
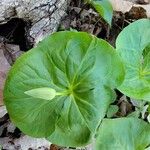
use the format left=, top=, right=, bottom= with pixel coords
left=4, top=19, right=150, bottom=149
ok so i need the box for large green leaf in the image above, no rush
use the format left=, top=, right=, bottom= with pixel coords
left=85, top=0, right=113, bottom=25
left=4, top=31, right=124, bottom=147
left=116, top=19, right=150, bottom=101
left=95, top=118, right=150, bottom=150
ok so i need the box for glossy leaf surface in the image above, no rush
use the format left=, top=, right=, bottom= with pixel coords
left=4, top=31, right=124, bottom=147
left=95, top=118, right=150, bottom=150
left=116, top=19, right=150, bottom=101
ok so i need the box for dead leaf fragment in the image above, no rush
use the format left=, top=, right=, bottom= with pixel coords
left=0, top=44, right=11, bottom=106
left=110, top=0, right=150, bottom=17
left=50, top=144, right=59, bottom=150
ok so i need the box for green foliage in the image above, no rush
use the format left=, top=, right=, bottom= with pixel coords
left=4, top=31, right=124, bottom=147
left=107, top=105, right=119, bottom=118
left=3, top=19, right=150, bottom=149
left=85, top=0, right=113, bottom=25
left=95, top=117, right=150, bottom=150
left=116, top=19, right=150, bottom=101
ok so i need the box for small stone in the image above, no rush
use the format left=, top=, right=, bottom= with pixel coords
left=0, top=106, right=7, bottom=118
left=4, top=44, right=24, bottom=64
left=7, top=122, right=16, bottom=134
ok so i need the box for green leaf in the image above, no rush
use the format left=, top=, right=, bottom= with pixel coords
left=148, top=105, right=150, bottom=113
left=86, top=0, right=113, bottom=25
left=127, top=110, right=140, bottom=118
left=24, top=87, right=56, bottom=100
left=107, top=105, right=119, bottom=118
left=4, top=31, right=124, bottom=147
left=95, top=117, right=150, bottom=150
left=116, top=19, right=150, bottom=101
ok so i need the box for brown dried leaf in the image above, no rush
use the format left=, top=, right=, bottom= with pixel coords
left=110, top=0, right=150, bottom=17
left=50, top=144, right=59, bottom=150
left=0, top=44, right=11, bottom=106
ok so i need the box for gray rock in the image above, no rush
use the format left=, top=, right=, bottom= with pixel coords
left=0, top=0, right=69, bottom=44
left=0, top=106, right=7, bottom=118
